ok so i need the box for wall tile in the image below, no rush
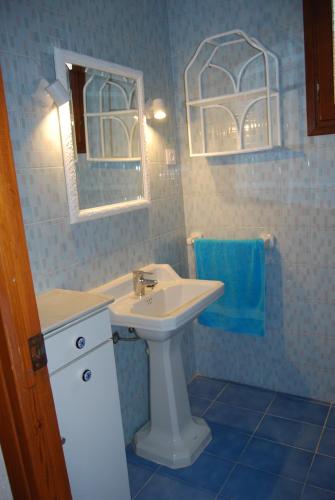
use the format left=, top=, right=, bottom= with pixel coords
left=168, top=0, right=335, bottom=401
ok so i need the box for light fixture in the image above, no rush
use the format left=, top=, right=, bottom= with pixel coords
left=145, top=98, right=167, bottom=120
left=33, top=78, right=70, bottom=107
left=45, top=80, right=70, bottom=106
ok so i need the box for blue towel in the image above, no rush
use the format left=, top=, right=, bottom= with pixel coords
left=194, top=238, right=265, bottom=336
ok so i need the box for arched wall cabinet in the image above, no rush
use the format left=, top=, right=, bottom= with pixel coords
left=184, top=30, right=281, bottom=157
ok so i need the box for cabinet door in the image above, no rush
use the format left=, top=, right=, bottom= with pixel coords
left=50, top=342, right=130, bottom=500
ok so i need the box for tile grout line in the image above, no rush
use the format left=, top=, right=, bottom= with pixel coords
left=132, top=465, right=162, bottom=500
left=265, top=411, right=330, bottom=429
left=315, top=403, right=333, bottom=455
left=149, top=457, right=307, bottom=499
left=198, top=394, right=331, bottom=428
left=200, top=397, right=330, bottom=452
left=299, top=402, right=333, bottom=499
left=214, top=391, right=278, bottom=499
left=198, top=377, right=333, bottom=407
left=214, top=432, right=332, bottom=456
left=199, top=381, right=232, bottom=417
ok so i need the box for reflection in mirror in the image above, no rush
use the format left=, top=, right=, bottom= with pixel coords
left=82, top=69, right=139, bottom=160
left=54, top=48, right=149, bottom=223
left=68, top=66, right=143, bottom=210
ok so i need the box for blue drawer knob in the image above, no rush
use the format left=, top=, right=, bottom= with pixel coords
left=82, top=369, right=92, bottom=382
left=76, top=337, right=86, bottom=349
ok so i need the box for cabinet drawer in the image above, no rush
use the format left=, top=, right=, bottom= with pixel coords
left=45, top=309, right=111, bottom=373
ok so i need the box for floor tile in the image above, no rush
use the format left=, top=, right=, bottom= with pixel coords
left=256, top=415, right=322, bottom=451
left=308, top=455, right=335, bottom=492
left=327, top=407, right=335, bottom=428
left=218, top=383, right=274, bottom=412
left=126, top=378, right=333, bottom=500
left=240, top=437, right=313, bottom=482
left=219, top=464, right=303, bottom=499
left=189, top=395, right=211, bottom=417
left=302, top=485, right=335, bottom=500
left=269, top=394, right=329, bottom=426
left=158, top=452, right=233, bottom=493
left=205, top=421, right=250, bottom=461
left=205, top=401, right=262, bottom=433
left=188, top=376, right=226, bottom=400
left=126, top=445, right=159, bottom=471
left=136, top=473, right=216, bottom=500
left=319, top=428, right=335, bottom=457
left=127, top=463, right=153, bottom=498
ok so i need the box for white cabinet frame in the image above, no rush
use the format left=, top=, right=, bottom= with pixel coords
left=184, top=30, right=281, bottom=157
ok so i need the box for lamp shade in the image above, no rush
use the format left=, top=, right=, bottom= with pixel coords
left=145, top=98, right=167, bottom=120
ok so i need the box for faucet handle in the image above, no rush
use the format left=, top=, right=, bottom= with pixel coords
left=133, top=269, right=153, bottom=277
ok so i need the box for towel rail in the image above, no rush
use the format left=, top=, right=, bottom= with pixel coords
left=186, top=232, right=274, bottom=249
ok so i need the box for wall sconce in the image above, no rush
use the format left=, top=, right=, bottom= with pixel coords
left=33, top=78, right=70, bottom=107
left=46, top=80, right=70, bottom=106
left=145, top=98, right=167, bottom=120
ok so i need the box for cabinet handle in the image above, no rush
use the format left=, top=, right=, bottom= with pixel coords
left=75, top=337, right=86, bottom=349
left=82, top=369, right=92, bottom=382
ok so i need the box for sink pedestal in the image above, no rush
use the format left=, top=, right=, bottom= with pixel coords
left=133, top=328, right=211, bottom=469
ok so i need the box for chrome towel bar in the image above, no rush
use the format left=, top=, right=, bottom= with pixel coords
left=186, top=232, right=275, bottom=249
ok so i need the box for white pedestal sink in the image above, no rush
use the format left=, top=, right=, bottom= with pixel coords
left=92, top=264, right=224, bottom=469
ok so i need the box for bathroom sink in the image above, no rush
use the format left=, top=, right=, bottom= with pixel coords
left=93, top=264, right=223, bottom=339
left=91, top=264, right=224, bottom=469
left=133, top=281, right=219, bottom=317
left=112, top=278, right=223, bottom=338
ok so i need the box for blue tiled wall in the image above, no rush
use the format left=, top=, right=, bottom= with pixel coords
left=0, top=0, right=193, bottom=443
left=167, top=0, right=335, bottom=401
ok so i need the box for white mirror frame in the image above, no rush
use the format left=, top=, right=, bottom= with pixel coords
left=54, top=48, right=150, bottom=223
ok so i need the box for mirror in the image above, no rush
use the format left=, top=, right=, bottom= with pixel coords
left=54, top=48, right=150, bottom=223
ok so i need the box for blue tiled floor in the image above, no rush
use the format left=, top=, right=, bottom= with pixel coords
left=217, top=383, right=274, bottom=412
left=205, top=401, right=263, bottom=433
left=268, top=394, right=329, bottom=426
left=256, top=415, right=322, bottom=451
left=319, top=428, right=335, bottom=457
left=126, top=376, right=335, bottom=499
left=190, top=395, right=212, bottom=416
left=327, top=408, right=335, bottom=428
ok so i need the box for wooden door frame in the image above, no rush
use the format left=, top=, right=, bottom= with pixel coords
left=0, top=67, right=72, bottom=499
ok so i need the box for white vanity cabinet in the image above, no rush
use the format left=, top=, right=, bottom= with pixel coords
left=38, top=289, right=130, bottom=500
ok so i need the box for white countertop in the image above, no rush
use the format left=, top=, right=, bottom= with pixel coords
left=37, top=288, right=114, bottom=335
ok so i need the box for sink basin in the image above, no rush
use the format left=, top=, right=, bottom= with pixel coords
left=132, top=281, right=217, bottom=317
left=110, top=277, right=223, bottom=340
left=91, top=264, right=224, bottom=469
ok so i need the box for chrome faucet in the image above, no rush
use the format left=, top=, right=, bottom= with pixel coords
left=133, top=270, right=158, bottom=297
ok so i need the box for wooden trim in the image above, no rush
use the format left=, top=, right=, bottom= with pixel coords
left=69, top=65, right=86, bottom=153
left=0, top=67, right=72, bottom=499
left=318, top=0, right=335, bottom=120
left=303, top=0, right=335, bottom=135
